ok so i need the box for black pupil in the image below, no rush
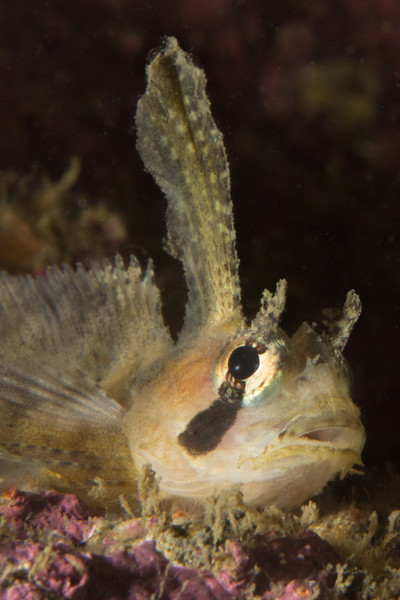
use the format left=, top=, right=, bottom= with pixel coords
left=228, top=345, right=260, bottom=380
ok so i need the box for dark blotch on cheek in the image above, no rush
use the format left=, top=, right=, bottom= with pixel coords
left=177, top=399, right=239, bottom=456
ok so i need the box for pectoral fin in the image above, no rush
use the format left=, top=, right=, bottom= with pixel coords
left=0, top=362, right=134, bottom=503
left=0, top=256, right=170, bottom=502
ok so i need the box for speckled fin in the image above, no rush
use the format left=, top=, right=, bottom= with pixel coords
left=0, top=363, right=134, bottom=502
left=136, top=37, right=242, bottom=333
left=0, top=257, right=171, bottom=498
left=0, top=256, right=171, bottom=401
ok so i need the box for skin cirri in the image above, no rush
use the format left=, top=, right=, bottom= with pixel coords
left=0, top=37, right=365, bottom=510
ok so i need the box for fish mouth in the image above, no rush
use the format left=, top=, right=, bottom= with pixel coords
left=280, top=413, right=366, bottom=455
left=301, top=427, right=356, bottom=445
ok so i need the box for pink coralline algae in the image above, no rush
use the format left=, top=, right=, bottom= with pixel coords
left=217, top=533, right=340, bottom=599
left=0, top=488, right=92, bottom=543
left=0, top=541, right=88, bottom=599
left=0, top=490, right=347, bottom=600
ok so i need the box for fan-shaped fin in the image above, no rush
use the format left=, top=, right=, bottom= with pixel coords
left=136, top=37, right=242, bottom=334
left=0, top=256, right=171, bottom=501
left=0, top=363, right=134, bottom=504
left=0, top=256, right=172, bottom=406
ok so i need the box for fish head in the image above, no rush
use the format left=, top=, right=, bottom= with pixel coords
left=125, top=290, right=365, bottom=509
left=126, top=38, right=365, bottom=509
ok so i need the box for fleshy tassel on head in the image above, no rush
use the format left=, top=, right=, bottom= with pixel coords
left=250, top=279, right=287, bottom=343
left=322, top=289, right=362, bottom=354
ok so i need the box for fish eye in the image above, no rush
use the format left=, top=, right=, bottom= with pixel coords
left=228, top=345, right=260, bottom=380
left=215, top=334, right=289, bottom=406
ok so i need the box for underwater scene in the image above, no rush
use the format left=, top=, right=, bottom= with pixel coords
left=0, top=2, right=400, bottom=599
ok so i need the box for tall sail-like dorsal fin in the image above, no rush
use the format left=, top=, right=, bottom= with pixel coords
left=136, top=37, right=242, bottom=336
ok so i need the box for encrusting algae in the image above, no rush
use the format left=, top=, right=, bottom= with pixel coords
left=3, top=473, right=400, bottom=598
left=0, top=38, right=365, bottom=511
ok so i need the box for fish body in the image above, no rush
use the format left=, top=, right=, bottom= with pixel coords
left=0, top=38, right=365, bottom=509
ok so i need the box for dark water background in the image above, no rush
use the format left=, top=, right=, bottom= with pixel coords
left=0, top=1, right=399, bottom=473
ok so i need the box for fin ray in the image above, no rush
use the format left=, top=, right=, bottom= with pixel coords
left=136, top=37, right=242, bottom=333
left=0, top=364, right=134, bottom=503
left=0, top=256, right=172, bottom=405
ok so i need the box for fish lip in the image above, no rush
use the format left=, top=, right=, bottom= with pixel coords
left=301, top=427, right=352, bottom=443
left=279, top=415, right=366, bottom=453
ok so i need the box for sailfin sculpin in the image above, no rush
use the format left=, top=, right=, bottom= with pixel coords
left=0, top=38, right=365, bottom=508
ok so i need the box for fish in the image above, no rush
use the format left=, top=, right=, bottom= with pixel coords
left=0, top=37, right=365, bottom=509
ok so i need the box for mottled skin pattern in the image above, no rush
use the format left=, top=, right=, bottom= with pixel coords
left=0, top=38, right=364, bottom=508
